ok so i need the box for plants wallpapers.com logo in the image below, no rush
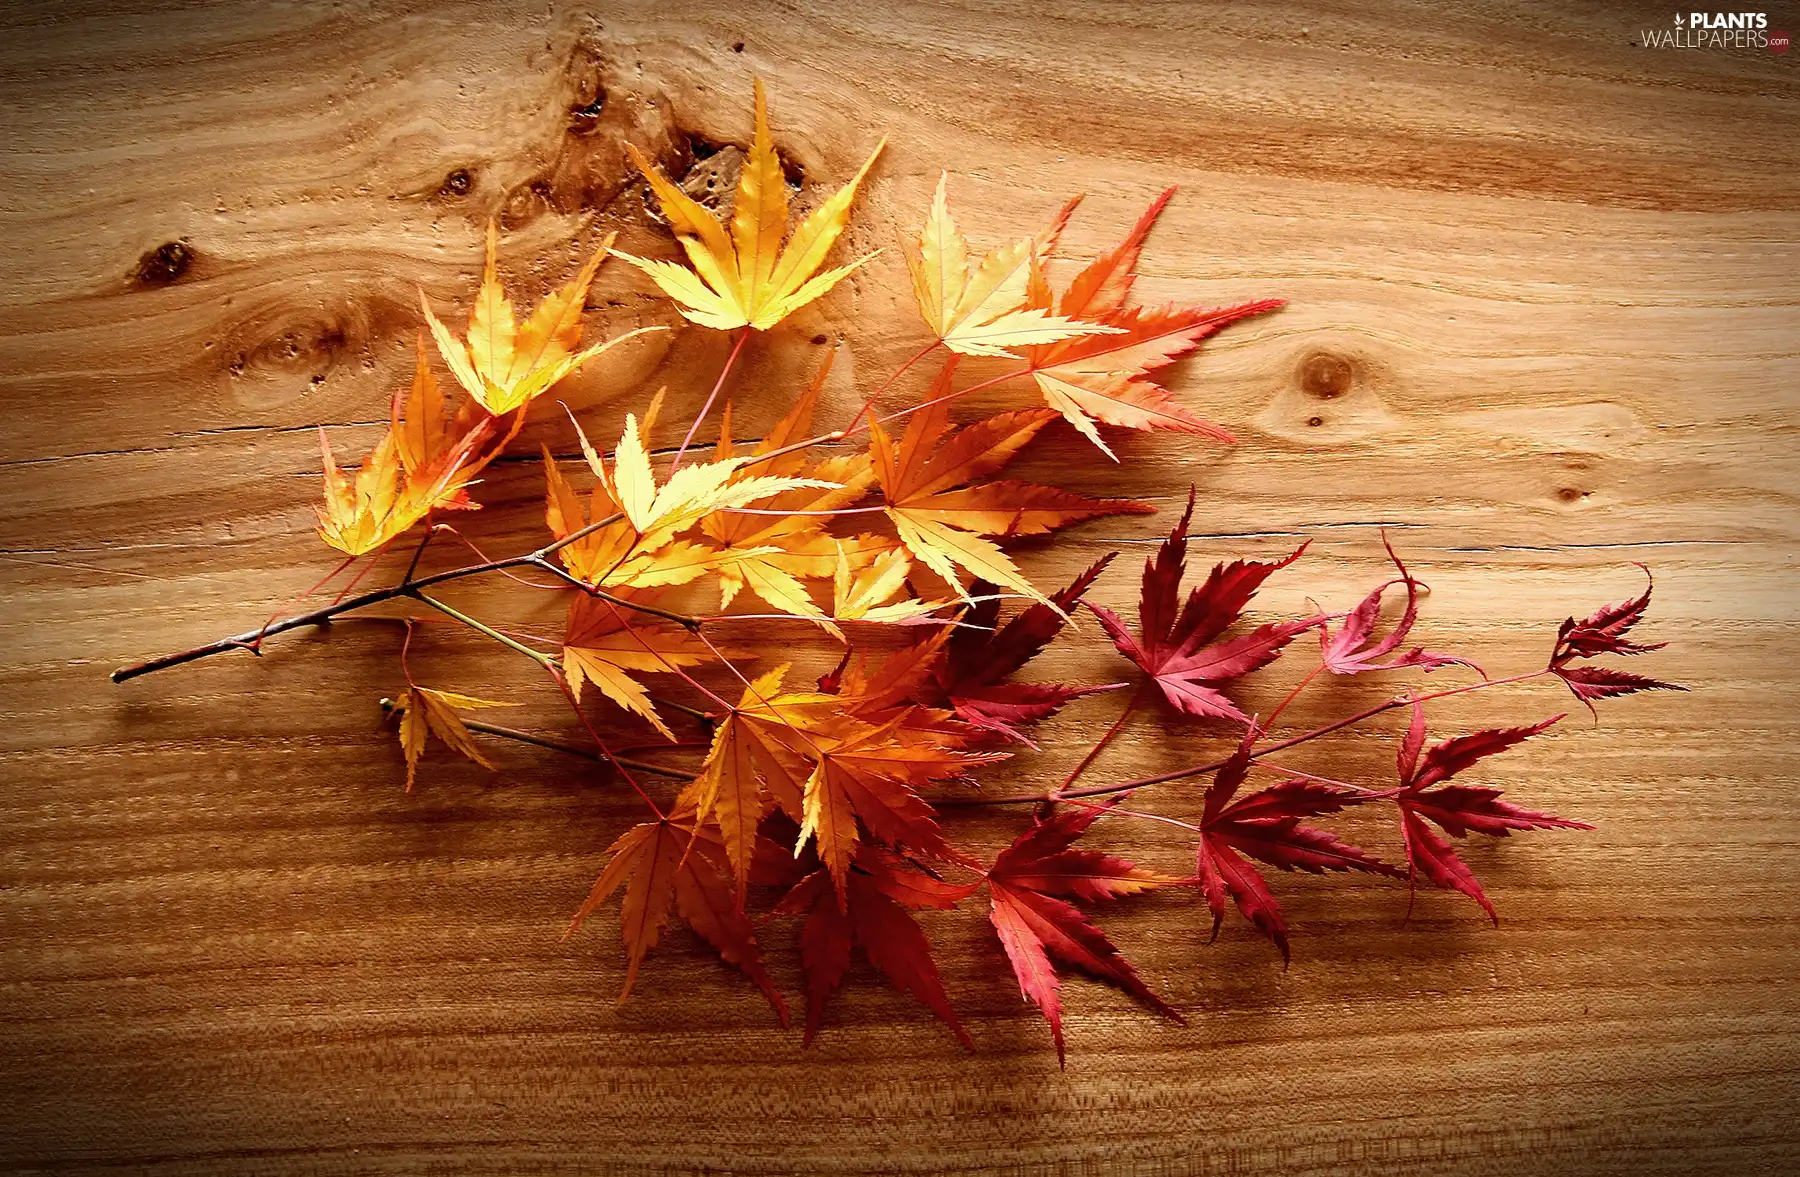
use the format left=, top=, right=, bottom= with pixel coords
left=1638, top=11, right=1790, bottom=49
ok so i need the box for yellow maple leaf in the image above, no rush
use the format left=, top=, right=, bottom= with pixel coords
left=547, top=401, right=835, bottom=579
left=421, top=222, right=665, bottom=416
left=394, top=686, right=516, bottom=791
left=613, top=80, right=885, bottom=332
left=831, top=542, right=947, bottom=624
left=906, top=173, right=1120, bottom=357
left=318, top=339, right=491, bottom=557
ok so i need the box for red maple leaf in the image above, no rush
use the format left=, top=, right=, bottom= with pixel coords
left=927, top=554, right=1124, bottom=744
left=1318, top=533, right=1481, bottom=677
left=1196, top=725, right=1398, bottom=963
left=1394, top=700, right=1592, bottom=922
left=1088, top=488, right=1318, bottom=723
left=774, top=845, right=977, bottom=1048
left=1547, top=565, right=1685, bottom=713
left=984, top=796, right=1184, bottom=1064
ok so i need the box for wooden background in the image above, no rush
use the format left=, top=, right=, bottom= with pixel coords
left=2, top=1, right=1796, bottom=1173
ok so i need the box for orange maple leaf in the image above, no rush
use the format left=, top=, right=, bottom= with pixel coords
left=569, top=800, right=788, bottom=1019
left=869, top=357, right=1153, bottom=604
left=679, top=665, right=841, bottom=898
left=392, top=685, right=516, bottom=792
left=699, top=350, right=881, bottom=632
left=560, top=592, right=718, bottom=740
left=317, top=339, right=491, bottom=557
left=1019, top=188, right=1284, bottom=458
left=542, top=395, right=839, bottom=592
left=905, top=173, right=1115, bottom=356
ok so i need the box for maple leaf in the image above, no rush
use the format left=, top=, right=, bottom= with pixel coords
left=985, top=796, right=1183, bottom=1063
left=775, top=845, right=976, bottom=1048
left=907, top=173, right=1120, bottom=356
left=678, top=665, right=842, bottom=899
left=1196, top=725, right=1399, bottom=962
left=830, top=541, right=948, bottom=625
left=544, top=400, right=838, bottom=591
left=1547, top=565, right=1685, bottom=713
left=1089, top=489, right=1318, bottom=723
left=569, top=800, right=788, bottom=1020
left=560, top=592, right=716, bottom=741
left=1394, top=701, right=1591, bottom=923
left=870, top=357, right=1152, bottom=606
left=798, top=713, right=1003, bottom=908
left=1318, top=533, right=1480, bottom=677
left=925, top=555, right=1123, bottom=744
left=317, top=340, right=492, bottom=557
left=699, top=351, right=879, bottom=631
left=616, top=80, right=885, bottom=332
left=392, top=686, right=516, bottom=792
left=421, top=222, right=665, bottom=416
left=1015, top=187, right=1284, bottom=458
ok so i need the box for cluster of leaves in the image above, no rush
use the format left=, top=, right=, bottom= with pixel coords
left=130, top=83, right=1683, bottom=1062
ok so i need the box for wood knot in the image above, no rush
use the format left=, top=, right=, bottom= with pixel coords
left=439, top=168, right=473, bottom=197
left=1557, top=487, right=1586, bottom=503
left=1300, top=352, right=1353, bottom=399
left=567, top=89, right=606, bottom=135
left=135, top=241, right=193, bottom=287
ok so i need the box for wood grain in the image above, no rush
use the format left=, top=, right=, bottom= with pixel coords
left=2, top=2, right=1797, bottom=1173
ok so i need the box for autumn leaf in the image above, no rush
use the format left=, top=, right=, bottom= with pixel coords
left=421, top=222, right=665, bottom=416
left=907, top=173, right=1120, bottom=356
left=871, top=357, right=1152, bottom=605
left=544, top=403, right=838, bottom=592
left=798, top=713, right=1002, bottom=907
left=317, top=339, right=492, bottom=557
left=1089, top=488, right=1317, bottom=723
left=560, top=592, right=717, bottom=741
left=392, top=686, right=517, bottom=792
left=926, top=556, right=1123, bottom=744
left=830, top=541, right=947, bottom=625
left=1196, top=725, right=1398, bottom=962
left=1394, top=701, right=1591, bottom=923
left=1547, top=565, right=1685, bottom=713
left=1318, top=533, right=1481, bottom=677
left=616, top=80, right=885, bottom=332
left=1014, top=187, right=1284, bottom=458
left=775, top=845, right=976, bottom=1048
left=678, top=665, right=842, bottom=899
left=699, top=350, right=879, bottom=630
left=569, top=801, right=788, bottom=1020
left=985, top=796, right=1183, bottom=1063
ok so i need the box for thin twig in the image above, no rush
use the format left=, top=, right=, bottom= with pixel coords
left=377, top=698, right=696, bottom=780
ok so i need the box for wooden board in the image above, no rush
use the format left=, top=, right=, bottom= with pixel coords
left=3, top=2, right=1797, bottom=1172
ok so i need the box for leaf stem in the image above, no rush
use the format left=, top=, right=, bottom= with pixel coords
left=1053, top=681, right=1148, bottom=798
left=1264, top=661, right=1326, bottom=730
left=670, top=327, right=751, bottom=475
left=840, top=339, right=942, bottom=435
